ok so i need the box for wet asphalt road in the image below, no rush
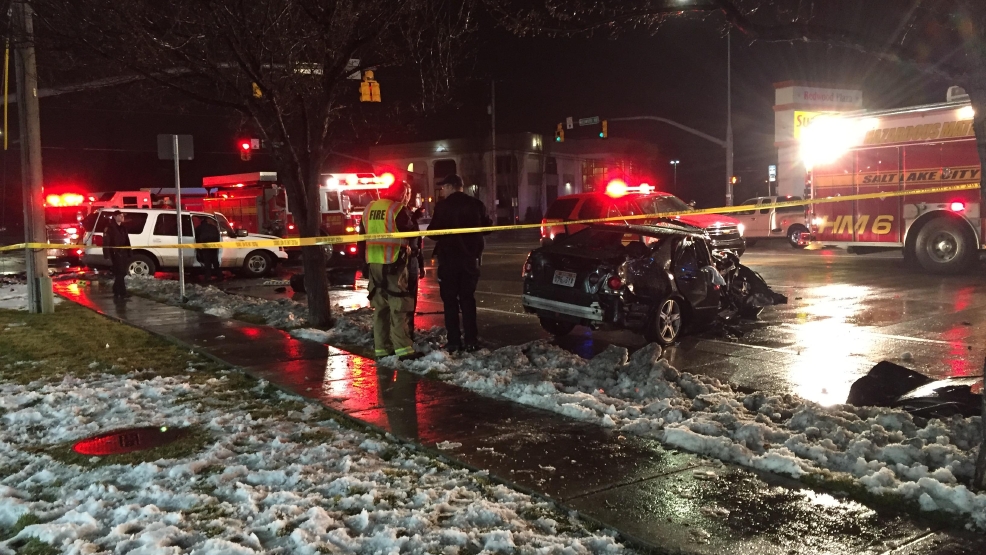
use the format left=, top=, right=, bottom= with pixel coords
left=8, top=237, right=985, bottom=405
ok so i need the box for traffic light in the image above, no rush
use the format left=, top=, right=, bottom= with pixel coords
left=600, top=120, right=608, bottom=139
left=239, top=139, right=252, bottom=161
left=555, top=123, right=564, bottom=142
left=360, top=70, right=381, bottom=102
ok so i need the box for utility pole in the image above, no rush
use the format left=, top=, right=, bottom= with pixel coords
left=13, top=0, right=53, bottom=313
left=670, top=160, right=680, bottom=192
left=490, top=80, right=497, bottom=210
left=725, top=30, right=735, bottom=206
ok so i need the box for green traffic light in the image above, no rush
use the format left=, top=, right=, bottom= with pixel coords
left=555, top=137, right=561, bottom=142
left=599, top=132, right=604, bottom=138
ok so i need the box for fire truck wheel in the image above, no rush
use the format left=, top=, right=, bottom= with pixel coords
left=127, top=253, right=157, bottom=277
left=242, top=251, right=275, bottom=277
left=914, top=217, right=975, bottom=274
left=787, top=225, right=808, bottom=248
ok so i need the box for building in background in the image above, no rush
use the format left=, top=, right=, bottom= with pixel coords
left=369, top=133, right=663, bottom=224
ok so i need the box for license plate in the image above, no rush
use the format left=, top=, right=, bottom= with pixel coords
left=552, top=270, right=577, bottom=287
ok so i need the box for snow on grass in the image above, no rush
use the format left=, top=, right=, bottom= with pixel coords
left=0, top=369, right=629, bottom=553
left=0, top=279, right=62, bottom=311
left=397, top=342, right=986, bottom=530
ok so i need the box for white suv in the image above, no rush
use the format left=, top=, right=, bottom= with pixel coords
left=732, top=196, right=810, bottom=248
left=82, top=208, right=288, bottom=277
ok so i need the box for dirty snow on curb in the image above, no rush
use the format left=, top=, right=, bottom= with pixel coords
left=125, top=274, right=445, bottom=351
left=398, top=341, right=986, bottom=530
left=127, top=276, right=309, bottom=328
left=0, top=367, right=628, bottom=554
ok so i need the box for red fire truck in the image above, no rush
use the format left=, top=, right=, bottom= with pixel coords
left=201, top=171, right=395, bottom=267
left=805, top=99, right=982, bottom=274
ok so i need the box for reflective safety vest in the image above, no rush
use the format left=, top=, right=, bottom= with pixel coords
left=363, top=198, right=406, bottom=264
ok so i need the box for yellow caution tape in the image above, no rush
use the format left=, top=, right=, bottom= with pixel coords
left=0, top=182, right=980, bottom=254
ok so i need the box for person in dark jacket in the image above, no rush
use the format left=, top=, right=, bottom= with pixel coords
left=195, top=216, right=223, bottom=282
left=102, top=211, right=131, bottom=299
left=426, top=174, right=493, bottom=352
left=402, top=187, right=426, bottom=339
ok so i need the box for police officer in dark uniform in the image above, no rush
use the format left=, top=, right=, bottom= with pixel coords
left=102, top=211, right=131, bottom=299
left=427, top=174, right=493, bottom=352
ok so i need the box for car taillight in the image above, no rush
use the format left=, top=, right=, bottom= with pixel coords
left=523, top=259, right=533, bottom=278
left=607, top=276, right=623, bottom=290
left=349, top=246, right=357, bottom=254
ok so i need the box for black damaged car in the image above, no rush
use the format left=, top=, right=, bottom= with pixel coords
left=521, top=223, right=786, bottom=345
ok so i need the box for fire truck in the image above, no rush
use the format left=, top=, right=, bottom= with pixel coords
left=805, top=97, right=982, bottom=274
left=201, top=171, right=396, bottom=267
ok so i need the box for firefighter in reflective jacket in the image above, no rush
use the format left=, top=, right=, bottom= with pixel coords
left=359, top=181, right=422, bottom=360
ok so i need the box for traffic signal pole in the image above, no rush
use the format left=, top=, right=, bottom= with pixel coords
left=13, top=0, right=53, bottom=313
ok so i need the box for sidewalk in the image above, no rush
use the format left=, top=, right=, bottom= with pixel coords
left=56, top=280, right=986, bottom=554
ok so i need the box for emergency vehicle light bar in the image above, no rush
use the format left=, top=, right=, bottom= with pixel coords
left=324, top=173, right=392, bottom=189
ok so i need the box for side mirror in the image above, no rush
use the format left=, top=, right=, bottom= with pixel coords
left=236, top=229, right=249, bottom=237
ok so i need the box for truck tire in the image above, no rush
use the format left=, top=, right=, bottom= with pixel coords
left=539, top=317, right=575, bottom=336
left=127, top=253, right=157, bottom=277
left=241, top=250, right=275, bottom=278
left=913, top=217, right=975, bottom=274
left=787, top=224, right=808, bottom=248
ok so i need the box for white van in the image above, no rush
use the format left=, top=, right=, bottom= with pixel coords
left=82, top=208, right=288, bottom=277
left=732, top=196, right=810, bottom=248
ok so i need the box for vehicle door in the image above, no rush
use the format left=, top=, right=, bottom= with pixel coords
left=732, top=198, right=761, bottom=238
left=150, top=212, right=195, bottom=268
left=211, top=213, right=240, bottom=267
left=672, top=236, right=720, bottom=321
left=576, top=197, right=607, bottom=231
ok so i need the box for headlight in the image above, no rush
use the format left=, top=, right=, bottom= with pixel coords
left=737, top=223, right=745, bottom=237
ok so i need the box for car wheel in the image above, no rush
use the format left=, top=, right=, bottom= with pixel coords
left=242, top=250, right=274, bottom=277
left=127, top=253, right=156, bottom=277
left=787, top=225, right=808, bottom=248
left=539, top=317, right=575, bottom=336
left=914, top=217, right=975, bottom=274
left=645, top=297, right=683, bottom=346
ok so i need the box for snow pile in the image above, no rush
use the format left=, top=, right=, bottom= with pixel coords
left=291, top=309, right=445, bottom=351
left=127, top=276, right=309, bottom=328
left=401, top=341, right=986, bottom=529
left=0, top=369, right=629, bottom=553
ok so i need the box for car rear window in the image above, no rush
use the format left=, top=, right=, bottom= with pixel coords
left=544, top=198, right=579, bottom=219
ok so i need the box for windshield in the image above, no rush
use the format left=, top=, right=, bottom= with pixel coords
left=213, top=213, right=235, bottom=235
left=635, top=195, right=691, bottom=215
left=342, top=190, right=380, bottom=213
left=45, top=206, right=87, bottom=226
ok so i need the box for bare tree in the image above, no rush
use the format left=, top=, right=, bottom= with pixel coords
left=489, top=0, right=986, bottom=490
left=16, top=0, right=476, bottom=327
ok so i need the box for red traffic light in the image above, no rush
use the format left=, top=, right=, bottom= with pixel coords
left=240, top=141, right=251, bottom=151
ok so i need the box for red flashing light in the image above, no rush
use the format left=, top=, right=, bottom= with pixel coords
left=605, top=179, right=629, bottom=197
left=349, top=246, right=358, bottom=254
left=950, top=201, right=965, bottom=212
left=607, top=276, right=623, bottom=290
left=288, top=224, right=295, bottom=230
left=65, top=227, right=78, bottom=235
left=46, top=194, right=61, bottom=206
left=380, top=172, right=396, bottom=187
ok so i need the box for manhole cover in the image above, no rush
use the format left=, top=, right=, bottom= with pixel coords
left=73, top=426, right=188, bottom=456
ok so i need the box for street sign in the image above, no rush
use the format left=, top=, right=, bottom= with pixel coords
left=157, top=134, right=193, bottom=160
left=346, top=58, right=361, bottom=80
left=578, top=116, right=600, bottom=126
left=768, top=164, right=777, bottom=182
left=565, top=117, right=573, bottom=130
